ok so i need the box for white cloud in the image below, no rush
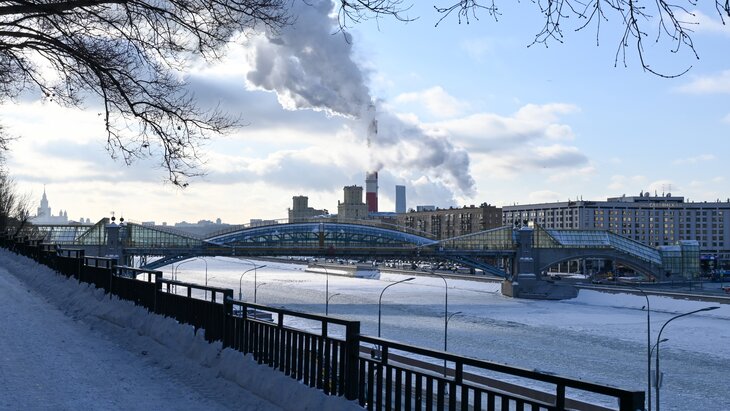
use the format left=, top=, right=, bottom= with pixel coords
left=547, top=166, right=596, bottom=182
left=460, top=37, right=495, bottom=61
left=427, top=103, right=580, bottom=152
left=672, top=154, right=716, bottom=165
left=677, top=70, right=730, bottom=94
left=646, top=180, right=677, bottom=196
left=394, top=86, right=470, bottom=118
left=528, top=190, right=562, bottom=204
left=722, top=113, right=730, bottom=124
left=607, top=175, right=648, bottom=192
left=677, top=10, right=730, bottom=36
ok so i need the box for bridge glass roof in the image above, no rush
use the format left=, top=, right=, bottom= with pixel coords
left=542, top=228, right=662, bottom=265
left=22, top=224, right=93, bottom=244
left=435, top=226, right=516, bottom=250
left=76, top=219, right=108, bottom=245
left=205, top=222, right=436, bottom=249
left=124, top=224, right=202, bottom=249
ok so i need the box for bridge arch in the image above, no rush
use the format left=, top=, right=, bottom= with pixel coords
left=204, top=222, right=437, bottom=251
left=535, top=250, right=662, bottom=280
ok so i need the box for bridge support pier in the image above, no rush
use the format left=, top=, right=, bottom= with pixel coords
left=501, top=226, right=578, bottom=300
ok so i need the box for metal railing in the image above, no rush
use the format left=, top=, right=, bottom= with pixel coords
left=359, top=335, right=643, bottom=411
left=1, top=239, right=645, bottom=411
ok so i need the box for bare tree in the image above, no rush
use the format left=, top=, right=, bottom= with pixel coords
left=0, top=0, right=293, bottom=187
left=0, top=168, right=30, bottom=237
left=431, top=1, right=730, bottom=77
left=0, top=0, right=417, bottom=186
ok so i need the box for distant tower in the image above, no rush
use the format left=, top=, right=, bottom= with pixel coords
left=338, top=186, right=368, bottom=221
left=365, top=172, right=378, bottom=213
left=395, top=185, right=406, bottom=213
left=37, top=186, right=50, bottom=217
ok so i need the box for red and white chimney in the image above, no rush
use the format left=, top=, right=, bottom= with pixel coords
left=366, top=171, right=378, bottom=213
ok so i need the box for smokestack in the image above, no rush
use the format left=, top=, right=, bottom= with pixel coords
left=366, top=171, right=378, bottom=213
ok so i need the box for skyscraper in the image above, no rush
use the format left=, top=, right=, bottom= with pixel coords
left=395, top=185, right=406, bottom=213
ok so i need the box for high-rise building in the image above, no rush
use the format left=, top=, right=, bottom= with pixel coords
left=395, top=185, right=406, bottom=213
left=502, top=193, right=730, bottom=265
left=338, top=186, right=368, bottom=221
left=366, top=172, right=378, bottom=213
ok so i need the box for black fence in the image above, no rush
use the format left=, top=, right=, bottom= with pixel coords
left=0, top=237, right=644, bottom=411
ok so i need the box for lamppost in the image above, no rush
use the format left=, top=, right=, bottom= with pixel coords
left=239, top=266, right=262, bottom=301
left=173, top=259, right=195, bottom=281
left=327, top=293, right=341, bottom=314
left=626, top=284, right=652, bottom=411
left=255, top=282, right=267, bottom=303
left=443, top=311, right=462, bottom=377
left=311, top=263, right=331, bottom=315
left=253, top=264, right=267, bottom=305
left=430, top=272, right=451, bottom=357
left=378, top=277, right=415, bottom=338
left=651, top=338, right=668, bottom=361
left=655, top=306, right=719, bottom=410
left=173, top=258, right=199, bottom=294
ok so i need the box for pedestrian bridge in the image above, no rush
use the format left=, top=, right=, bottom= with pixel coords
left=23, top=218, right=694, bottom=279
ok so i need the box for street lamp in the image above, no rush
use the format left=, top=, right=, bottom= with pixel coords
left=651, top=338, right=668, bottom=360
left=443, top=311, right=462, bottom=377
left=655, top=306, right=719, bottom=410
left=311, top=263, right=331, bottom=315
left=625, top=284, right=652, bottom=411
left=430, top=272, right=451, bottom=357
left=378, top=277, right=415, bottom=338
left=239, top=265, right=264, bottom=301
left=255, top=282, right=267, bottom=303
left=173, top=258, right=194, bottom=281
left=327, top=293, right=341, bottom=313
left=253, top=264, right=267, bottom=305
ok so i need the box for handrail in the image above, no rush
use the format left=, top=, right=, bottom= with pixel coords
left=360, top=334, right=640, bottom=398
left=226, top=298, right=360, bottom=328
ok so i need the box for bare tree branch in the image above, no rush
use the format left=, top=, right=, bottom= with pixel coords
left=434, top=0, right=730, bottom=76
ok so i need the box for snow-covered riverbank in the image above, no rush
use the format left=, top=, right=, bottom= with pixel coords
left=0, top=250, right=358, bottom=410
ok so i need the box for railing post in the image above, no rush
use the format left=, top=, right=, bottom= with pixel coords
left=223, top=290, right=233, bottom=348
left=619, top=391, right=645, bottom=411
left=344, top=320, right=361, bottom=401
left=153, top=272, right=161, bottom=314
left=76, top=250, right=84, bottom=283
left=556, top=384, right=565, bottom=410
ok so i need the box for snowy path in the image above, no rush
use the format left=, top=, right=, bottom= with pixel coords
left=0, top=251, right=358, bottom=411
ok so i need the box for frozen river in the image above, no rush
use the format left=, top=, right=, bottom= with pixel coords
left=167, top=257, right=730, bottom=410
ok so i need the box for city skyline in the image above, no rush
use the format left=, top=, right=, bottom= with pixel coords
left=5, top=1, right=729, bottom=223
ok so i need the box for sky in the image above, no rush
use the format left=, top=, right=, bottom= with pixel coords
left=4, top=1, right=730, bottom=224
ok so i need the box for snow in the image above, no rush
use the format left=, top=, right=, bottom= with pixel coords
left=0, top=250, right=359, bottom=411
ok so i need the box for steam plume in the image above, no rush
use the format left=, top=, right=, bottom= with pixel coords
left=243, top=0, right=475, bottom=196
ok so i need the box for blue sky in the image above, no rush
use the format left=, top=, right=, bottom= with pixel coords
left=5, top=1, right=729, bottom=224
